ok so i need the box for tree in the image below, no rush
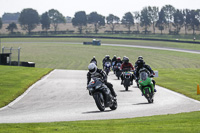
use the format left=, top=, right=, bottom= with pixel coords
left=148, top=6, right=159, bottom=34
left=133, top=11, right=141, bottom=33
left=72, top=11, right=87, bottom=34
left=106, top=14, right=120, bottom=34
left=41, top=12, right=51, bottom=34
left=121, top=12, right=134, bottom=34
left=140, top=7, right=151, bottom=34
left=88, top=12, right=105, bottom=34
left=0, top=18, right=2, bottom=29
left=186, top=10, right=200, bottom=35
left=156, top=9, right=166, bottom=34
left=18, top=8, right=39, bottom=34
left=48, top=9, right=66, bottom=33
left=173, top=9, right=184, bottom=34
left=6, top=22, right=17, bottom=34
left=18, top=8, right=40, bottom=34
left=161, top=5, right=176, bottom=32
left=183, top=9, right=191, bottom=34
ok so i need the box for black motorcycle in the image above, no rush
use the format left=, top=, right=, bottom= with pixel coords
left=122, top=70, right=133, bottom=91
left=114, top=63, right=122, bottom=80
left=87, top=78, right=117, bottom=111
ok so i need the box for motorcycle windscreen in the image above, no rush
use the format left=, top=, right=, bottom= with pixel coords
left=140, top=71, right=148, bottom=81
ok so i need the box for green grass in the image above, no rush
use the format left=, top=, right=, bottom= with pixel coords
left=156, top=68, right=200, bottom=100
left=2, top=37, right=200, bottom=51
left=0, top=111, right=200, bottom=133
left=0, top=65, right=52, bottom=107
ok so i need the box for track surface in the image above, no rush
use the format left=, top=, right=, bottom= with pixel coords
left=0, top=69, right=200, bottom=123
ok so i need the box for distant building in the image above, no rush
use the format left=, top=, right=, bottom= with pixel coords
left=66, top=16, right=72, bottom=23
left=2, top=12, right=20, bottom=24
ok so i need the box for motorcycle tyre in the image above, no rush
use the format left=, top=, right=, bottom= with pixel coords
left=93, top=92, right=105, bottom=111
left=144, top=88, right=154, bottom=103
left=124, top=80, right=130, bottom=91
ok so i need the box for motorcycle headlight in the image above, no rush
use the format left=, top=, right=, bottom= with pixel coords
left=95, top=84, right=102, bottom=89
left=87, top=87, right=94, bottom=91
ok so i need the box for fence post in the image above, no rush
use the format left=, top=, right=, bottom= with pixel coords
left=18, top=47, right=20, bottom=66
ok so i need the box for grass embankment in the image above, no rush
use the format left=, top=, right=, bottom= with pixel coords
left=0, top=111, right=200, bottom=133
left=0, top=65, right=52, bottom=107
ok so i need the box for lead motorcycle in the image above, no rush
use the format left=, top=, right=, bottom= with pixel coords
left=138, top=68, right=155, bottom=103
left=87, top=78, right=117, bottom=111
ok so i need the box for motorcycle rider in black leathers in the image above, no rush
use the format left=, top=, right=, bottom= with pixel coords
left=111, top=55, right=117, bottom=64
left=90, top=56, right=97, bottom=66
left=134, top=56, right=143, bottom=69
left=87, top=63, right=117, bottom=97
left=102, top=55, right=112, bottom=68
left=135, top=59, right=157, bottom=92
left=114, top=57, right=123, bottom=66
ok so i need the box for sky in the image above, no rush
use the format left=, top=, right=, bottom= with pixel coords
left=1, top=0, right=200, bottom=19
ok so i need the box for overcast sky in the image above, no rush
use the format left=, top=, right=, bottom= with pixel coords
left=1, top=0, right=200, bottom=18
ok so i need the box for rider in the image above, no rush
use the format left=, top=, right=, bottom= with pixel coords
left=87, top=63, right=117, bottom=97
left=114, top=57, right=123, bottom=66
left=102, top=55, right=112, bottom=68
left=134, top=56, right=143, bottom=69
left=135, top=59, right=156, bottom=92
left=111, top=55, right=117, bottom=64
left=90, top=56, right=97, bottom=66
left=120, top=57, right=134, bottom=85
left=111, top=55, right=117, bottom=72
left=113, top=57, right=123, bottom=73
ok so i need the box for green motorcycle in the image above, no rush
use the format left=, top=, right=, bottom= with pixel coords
left=138, top=68, right=155, bottom=103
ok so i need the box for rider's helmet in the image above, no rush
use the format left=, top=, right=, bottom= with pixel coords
left=93, top=56, right=96, bottom=59
left=117, top=57, right=121, bottom=61
left=137, top=59, right=145, bottom=68
left=106, top=55, right=110, bottom=59
left=124, top=57, right=129, bottom=64
left=138, top=56, right=143, bottom=60
left=88, top=63, right=97, bottom=74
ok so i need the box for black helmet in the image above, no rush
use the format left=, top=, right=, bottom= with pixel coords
left=124, top=57, right=129, bottom=64
left=137, top=59, right=144, bottom=68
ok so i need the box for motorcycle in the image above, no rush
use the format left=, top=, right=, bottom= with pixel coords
left=111, top=61, right=116, bottom=73
left=104, top=62, right=111, bottom=75
left=91, top=61, right=97, bottom=66
left=87, top=78, right=117, bottom=111
left=138, top=68, right=155, bottom=103
left=114, top=63, right=122, bottom=80
left=122, top=70, right=134, bottom=91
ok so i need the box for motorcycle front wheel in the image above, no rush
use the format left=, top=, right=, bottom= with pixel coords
left=93, top=92, right=105, bottom=111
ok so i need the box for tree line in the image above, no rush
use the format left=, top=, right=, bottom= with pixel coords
left=0, top=5, right=200, bottom=35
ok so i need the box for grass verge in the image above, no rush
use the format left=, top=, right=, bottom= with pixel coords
left=0, top=65, right=52, bottom=108
left=0, top=111, right=200, bottom=133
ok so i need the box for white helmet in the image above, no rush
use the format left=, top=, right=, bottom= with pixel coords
left=138, top=56, right=143, bottom=60
left=88, top=63, right=97, bottom=74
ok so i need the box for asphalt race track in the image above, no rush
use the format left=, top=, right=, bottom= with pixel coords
left=0, top=69, right=200, bottom=123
